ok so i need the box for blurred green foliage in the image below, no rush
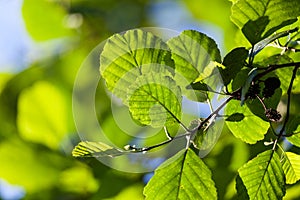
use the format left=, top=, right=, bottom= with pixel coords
left=0, top=0, right=300, bottom=199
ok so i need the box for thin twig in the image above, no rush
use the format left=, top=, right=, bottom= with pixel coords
left=272, top=65, right=299, bottom=149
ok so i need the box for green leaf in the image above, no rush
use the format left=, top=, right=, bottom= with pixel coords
left=220, top=47, right=248, bottom=86
left=100, top=29, right=174, bottom=103
left=167, top=30, right=221, bottom=101
left=186, top=82, right=210, bottom=91
left=241, top=68, right=258, bottom=106
left=17, top=81, right=72, bottom=150
left=242, top=16, right=270, bottom=45
left=286, top=116, right=300, bottom=147
left=127, top=72, right=182, bottom=128
left=226, top=113, right=245, bottom=122
left=231, top=68, right=251, bottom=91
left=231, top=0, right=300, bottom=43
left=144, top=149, right=217, bottom=200
left=282, top=152, right=300, bottom=184
left=237, top=150, right=285, bottom=200
left=225, top=100, right=269, bottom=144
left=72, top=141, right=127, bottom=157
left=22, top=0, right=73, bottom=41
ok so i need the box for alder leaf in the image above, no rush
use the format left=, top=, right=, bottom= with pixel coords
left=231, top=0, right=300, bottom=43
left=286, top=116, right=300, bottom=148
left=225, top=99, right=269, bottom=144
left=167, top=30, right=221, bottom=101
left=220, top=47, right=248, bottom=86
left=72, top=141, right=127, bottom=158
left=237, top=150, right=285, bottom=199
left=282, top=152, right=300, bottom=184
left=144, top=149, right=217, bottom=200
left=127, top=72, right=182, bottom=128
left=100, top=29, right=174, bottom=103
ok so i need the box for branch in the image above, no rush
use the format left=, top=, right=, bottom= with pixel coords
left=272, top=65, right=299, bottom=149
left=126, top=96, right=234, bottom=152
left=254, top=62, right=300, bottom=81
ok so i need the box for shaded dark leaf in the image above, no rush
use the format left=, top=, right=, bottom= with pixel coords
left=226, top=113, right=245, bottom=122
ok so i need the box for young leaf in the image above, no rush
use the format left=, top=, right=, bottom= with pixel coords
left=237, top=150, right=285, bottom=199
left=167, top=30, right=221, bottom=101
left=72, top=141, right=127, bottom=158
left=100, top=29, right=174, bottom=103
left=127, top=72, right=182, bottom=128
left=220, top=47, right=248, bottom=86
left=231, top=0, right=300, bottom=43
left=281, top=152, right=300, bottom=184
left=225, top=100, right=269, bottom=144
left=144, top=149, right=217, bottom=200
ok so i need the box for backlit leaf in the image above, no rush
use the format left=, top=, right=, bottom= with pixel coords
left=237, top=150, right=285, bottom=199
left=282, top=152, right=300, bottom=184
left=127, top=72, right=182, bottom=128
left=72, top=141, right=127, bottom=158
left=100, top=29, right=174, bottom=103
left=231, top=0, right=300, bottom=43
left=167, top=30, right=221, bottom=101
left=144, top=149, right=217, bottom=200
left=225, top=99, right=269, bottom=144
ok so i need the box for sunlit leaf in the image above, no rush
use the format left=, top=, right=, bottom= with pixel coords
left=22, top=0, right=73, bottom=41
left=100, top=29, right=174, bottom=103
left=286, top=116, right=300, bottom=148
left=167, top=30, right=221, bottom=101
left=231, top=0, right=300, bottom=43
left=127, top=72, right=182, bottom=128
left=144, top=149, right=217, bottom=200
left=72, top=141, right=127, bottom=157
left=237, top=150, right=285, bottom=199
left=282, top=152, right=300, bottom=184
left=225, top=99, right=269, bottom=144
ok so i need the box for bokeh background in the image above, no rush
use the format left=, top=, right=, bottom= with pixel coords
left=0, top=0, right=300, bottom=199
